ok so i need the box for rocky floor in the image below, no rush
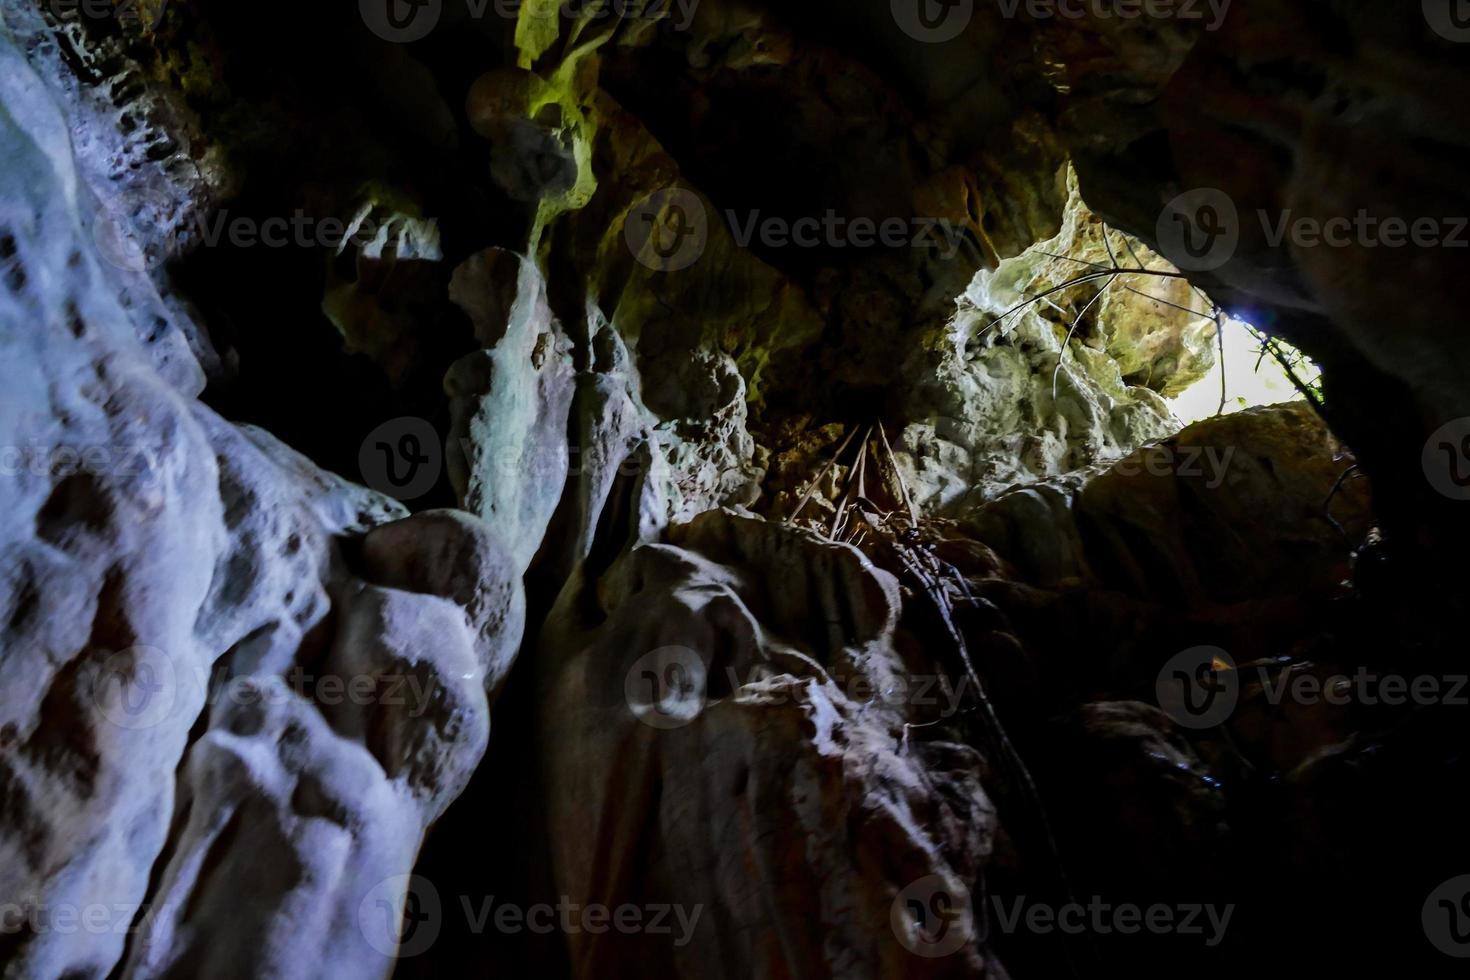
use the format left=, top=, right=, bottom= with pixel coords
left=2, top=3, right=1468, bottom=978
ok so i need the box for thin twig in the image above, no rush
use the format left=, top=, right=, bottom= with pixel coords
left=1051, top=278, right=1118, bottom=398
left=1244, top=324, right=1324, bottom=411
left=1120, top=235, right=1150, bottom=270
left=1119, top=284, right=1214, bottom=320
left=787, top=426, right=859, bottom=524
left=982, top=267, right=1198, bottom=337
left=887, top=538, right=1081, bottom=974
left=1121, top=235, right=1218, bottom=314
left=829, top=426, right=872, bottom=539
left=1323, top=464, right=1362, bottom=549
left=853, top=426, right=872, bottom=502
left=1035, top=250, right=1111, bottom=271
left=1215, top=311, right=1228, bottom=417
left=877, top=423, right=919, bottom=526
left=1101, top=223, right=1119, bottom=271
left=982, top=270, right=1118, bottom=335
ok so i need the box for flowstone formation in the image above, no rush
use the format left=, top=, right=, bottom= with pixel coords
left=0, top=23, right=521, bottom=978
left=2, top=3, right=1467, bottom=980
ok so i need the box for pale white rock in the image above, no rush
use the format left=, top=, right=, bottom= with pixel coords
left=445, top=248, right=578, bottom=575
left=0, top=29, right=519, bottom=979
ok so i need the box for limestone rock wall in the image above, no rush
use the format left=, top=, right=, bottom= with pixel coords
left=0, top=23, right=521, bottom=979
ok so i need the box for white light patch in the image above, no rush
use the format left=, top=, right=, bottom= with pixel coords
left=1170, top=316, right=1321, bottom=426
